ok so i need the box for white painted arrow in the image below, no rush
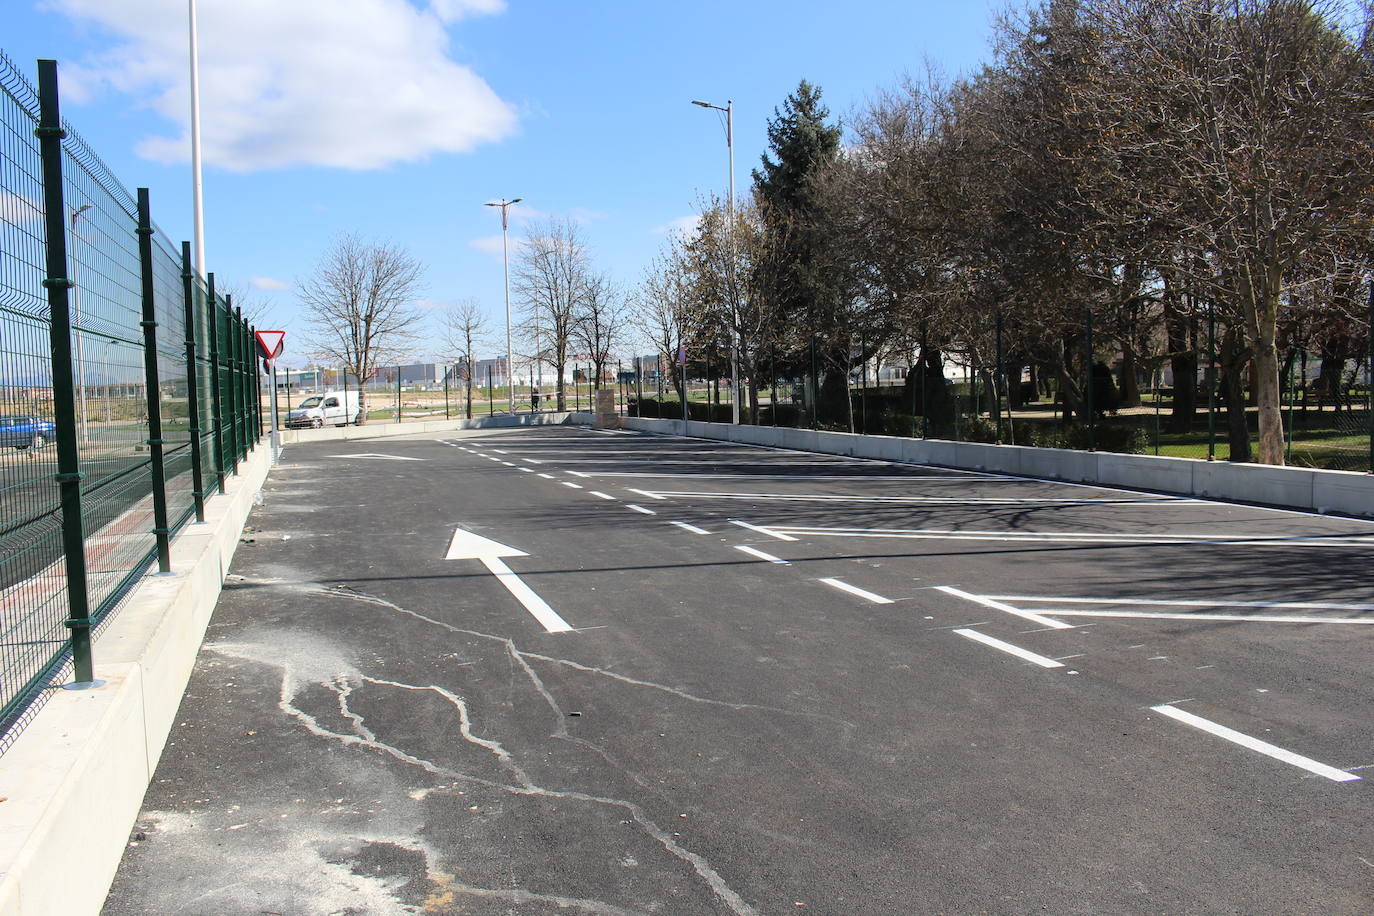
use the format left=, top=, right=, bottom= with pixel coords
left=444, top=527, right=572, bottom=633
left=326, top=453, right=426, bottom=462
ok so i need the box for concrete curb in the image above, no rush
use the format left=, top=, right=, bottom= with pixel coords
left=277, top=411, right=592, bottom=445
left=0, top=444, right=273, bottom=916
left=619, top=417, right=1374, bottom=517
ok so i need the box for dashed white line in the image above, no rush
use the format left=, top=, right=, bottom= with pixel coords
left=953, top=628, right=1065, bottom=668
left=518, top=467, right=535, bottom=473
left=936, top=586, right=1073, bottom=630
left=568, top=470, right=591, bottom=478
left=625, top=488, right=666, bottom=501
left=500, top=461, right=516, bottom=467
left=669, top=521, right=710, bottom=535
left=728, top=519, right=798, bottom=542
left=537, top=473, right=555, bottom=480
left=562, top=481, right=583, bottom=489
left=1151, top=704, right=1360, bottom=783
left=589, top=491, right=616, bottom=500
left=819, top=578, right=894, bottom=604
left=626, top=504, right=656, bottom=515
left=735, top=545, right=787, bottom=564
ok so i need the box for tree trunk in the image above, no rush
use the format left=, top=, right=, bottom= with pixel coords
left=1219, top=328, right=1251, bottom=463
left=554, top=361, right=567, bottom=410
left=1118, top=344, right=1141, bottom=408
left=1251, top=303, right=1285, bottom=465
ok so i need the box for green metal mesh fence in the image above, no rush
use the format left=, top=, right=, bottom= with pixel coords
left=0, top=53, right=259, bottom=753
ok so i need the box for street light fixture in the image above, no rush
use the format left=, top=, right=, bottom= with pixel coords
left=691, top=99, right=740, bottom=424
left=485, top=197, right=521, bottom=413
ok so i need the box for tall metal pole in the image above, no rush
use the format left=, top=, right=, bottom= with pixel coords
left=693, top=99, right=740, bottom=424
left=486, top=198, right=521, bottom=414
left=188, top=0, right=206, bottom=272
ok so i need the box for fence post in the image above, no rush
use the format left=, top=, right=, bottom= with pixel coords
left=995, top=309, right=1005, bottom=444
left=179, top=242, right=206, bottom=520
left=241, top=310, right=255, bottom=450
left=206, top=272, right=226, bottom=492
left=1084, top=310, right=1096, bottom=452
left=136, top=189, right=172, bottom=572
left=920, top=322, right=929, bottom=439
left=35, top=59, right=98, bottom=685
left=444, top=366, right=450, bottom=419
left=223, top=294, right=240, bottom=472
left=1206, top=299, right=1217, bottom=461
left=1368, top=281, right=1373, bottom=473
left=253, top=325, right=264, bottom=443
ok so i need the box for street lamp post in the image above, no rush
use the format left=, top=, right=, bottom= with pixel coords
left=485, top=198, right=521, bottom=413
left=692, top=98, right=740, bottom=425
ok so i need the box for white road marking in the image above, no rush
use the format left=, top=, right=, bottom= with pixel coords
left=626, top=504, right=656, bottom=515
left=638, top=491, right=1179, bottom=506
left=728, top=519, right=798, bottom=542
left=522, top=458, right=544, bottom=464
left=589, top=491, right=616, bottom=500
left=1044, top=609, right=1374, bottom=625
left=1151, top=705, right=1359, bottom=783
left=670, top=521, right=710, bottom=535
left=500, top=461, right=516, bottom=467
left=444, top=528, right=529, bottom=559
left=537, top=473, right=555, bottom=479
left=935, top=586, right=1073, bottom=630
left=568, top=470, right=591, bottom=477
left=518, top=467, right=535, bottom=473
left=954, top=628, right=1065, bottom=668
left=819, top=578, right=895, bottom=604
left=562, top=481, right=584, bottom=489
left=625, top=488, right=666, bottom=501
left=566, top=472, right=998, bottom=481
left=735, top=545, right=787, bottom=564
left=988, top=595, right=1374, bottom=612
left=771, top=527, right=1374, bottom=548
left=480, top=557, right=574, bottom=634
left=492, top=449, right=510, bottom=454
left=325, top=453, right=426, bottom=462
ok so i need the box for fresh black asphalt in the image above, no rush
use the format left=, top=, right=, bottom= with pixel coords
left=102, top=426, right=1374, bottom=914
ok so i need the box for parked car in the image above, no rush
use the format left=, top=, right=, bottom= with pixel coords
left=0, top=414, right=57, bottom=449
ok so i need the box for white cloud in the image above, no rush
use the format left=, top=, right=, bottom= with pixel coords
left=47, top=0, right=516, bottom=172
left=0, top=191, right=43, bottom=227
left=249, top=276, right=290, bottom=291
left=653, top=214, right=701, bottom=237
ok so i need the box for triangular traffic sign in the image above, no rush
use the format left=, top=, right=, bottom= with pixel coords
left=255, top=330, right=285, bottom=359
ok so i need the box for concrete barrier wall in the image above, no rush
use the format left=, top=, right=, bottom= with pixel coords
left=279, top=411, right=591, bottom=445
left=0, top=445, right=274, bottom=916
left=617, top=416, right=1374, bottom=517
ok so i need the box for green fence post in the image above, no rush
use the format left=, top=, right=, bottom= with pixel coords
left=241, top=309, right=256, bottom=450
left=35, top=59, right=98, bottom=685
left=995, top=309, right=1005, bottom=444
left=179, top=242, right=206, bottom=520
left=1207, top=299, right=1217, bottom=461
left=920, top=322, right=929, bottom=439
left=252, top=323, right=263, bottom=444
left=1286, top=347, right=1296, bottom=465
left=206, top=273, right=226, bottom=493
left=135, top=189, right=172, bottom=572
left=1368, top=281, right=1373, bottom=473
left=223, top=295, right=240, bottom=472
left=1085, top=310, right=1096, bottom=452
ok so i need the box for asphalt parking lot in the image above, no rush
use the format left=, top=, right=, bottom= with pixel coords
left=103, top=426, right=1374, bottom=914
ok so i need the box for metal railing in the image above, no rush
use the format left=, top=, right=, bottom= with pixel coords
left=0, top=54, right=261, bottom=753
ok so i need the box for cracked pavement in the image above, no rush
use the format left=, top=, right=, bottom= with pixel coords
left=103, top=426, right=1374, bottom=914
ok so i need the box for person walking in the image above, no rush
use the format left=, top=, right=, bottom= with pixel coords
left=531, top=389, right=541, bottom=412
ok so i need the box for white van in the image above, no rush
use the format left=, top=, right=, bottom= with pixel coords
left=286, top=390, right=361, bottom=428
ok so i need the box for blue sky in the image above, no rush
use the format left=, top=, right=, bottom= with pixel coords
left=6, top=0, right=1001, bottom=366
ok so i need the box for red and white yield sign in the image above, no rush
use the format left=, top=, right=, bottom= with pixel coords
left=254, top=330, right=286, bottom=360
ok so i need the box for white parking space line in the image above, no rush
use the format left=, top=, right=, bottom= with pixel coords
left=492, top=449, right=510, bottom=454
left=819, top=578, right=895, bottom=604
left=636, top=490, right=1182, bottom=506
left=500, top=461, right=516, bottom=467
left=522, top=458, right=544, bottom=464
left=568, top=471, right=591, bottom=477
left=735, top=545, right=787, bottom=564
left=562, top=481, right=584, bottom=489
left=1046, top=609, right=1374, bottom=625
left=728, top=519, right=798, bottom=542
left=626, top=504, right=656, bottom=515
left=989, top=595, right=1374, bottom=612
left=1151, top=705, right=1360, bottom=783
left=568, top=472, right=999, bottom=481
left=480, top=557, right=575, bottom=634
left=537, top=473, right=555, bottom=479
left=589, top=491, right=616, bottom=500
left=954, top=628, right=1065, bottom=669
left=669, top=521, right=710, bottom=535
left=936, top=587, right=1074, bottom=630
left=771, top=527, right=1374, bottom=548
left=518, top=467, right=534, bottom=473
left=625, top=488, right=666, bottom=501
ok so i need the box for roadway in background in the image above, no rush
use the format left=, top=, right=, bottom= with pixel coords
left=103, top=426, right=1374, bottom=914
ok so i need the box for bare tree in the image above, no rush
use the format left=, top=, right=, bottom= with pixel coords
left=573, top=273, right=626, bottom=391
left=298, top=234, right=425, bottom=424
left=440, top=299, right=489, bottom=419
left=513, top=218, right=591, bottom=411
left=632, top=250, right=690, bottom=401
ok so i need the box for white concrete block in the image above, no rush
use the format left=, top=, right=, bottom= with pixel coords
left=1019, top=446, right=1098, bottom=483
left=1096, top=453, right=1192, bottom=493
left=1191, top=461, right=1316, bottom=509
